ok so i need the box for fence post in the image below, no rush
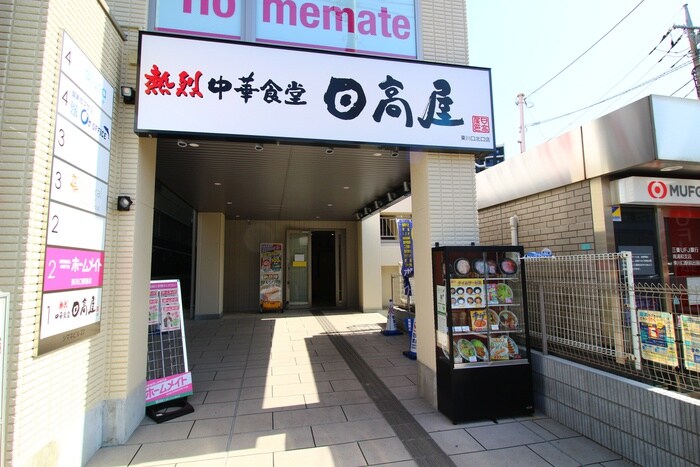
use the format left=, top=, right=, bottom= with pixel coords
left=538, top=283, right=547, bottom=355
left=622, top=251, right=642, bottom=371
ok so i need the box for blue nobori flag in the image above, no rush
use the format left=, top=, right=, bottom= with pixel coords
left=397, top=219, right=414, bottom=297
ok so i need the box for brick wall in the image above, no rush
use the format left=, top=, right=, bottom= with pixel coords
left=479, top=181, right=594, bottom=255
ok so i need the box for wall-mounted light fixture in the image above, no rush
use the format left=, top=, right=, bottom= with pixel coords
left=117, top=195, right=133, bottom=211
left=120, top=86, right=135, bottom=105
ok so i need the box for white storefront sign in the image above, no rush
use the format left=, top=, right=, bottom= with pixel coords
left=611, top=176, right=700, bottom=206
left=136, top=32, right=495, bottom=152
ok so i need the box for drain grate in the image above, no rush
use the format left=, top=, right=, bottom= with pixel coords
left=313, top=311, right=456, bottom=467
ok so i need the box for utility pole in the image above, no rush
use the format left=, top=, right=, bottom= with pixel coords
left=516, top=93, right=526, bottom=153
left=680, top=4, right=700, bottom=99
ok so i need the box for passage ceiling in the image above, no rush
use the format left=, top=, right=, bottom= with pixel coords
left=155, top=138, right=411, bottom=221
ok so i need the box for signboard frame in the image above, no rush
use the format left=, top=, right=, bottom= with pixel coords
left=135, top=31, right=496, bottom=153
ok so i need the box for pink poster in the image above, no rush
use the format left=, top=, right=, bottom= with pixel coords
left=146, top=372, right=193, bottom=405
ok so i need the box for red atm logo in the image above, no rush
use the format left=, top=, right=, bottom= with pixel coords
left=648, top=180, right=668, bottom=199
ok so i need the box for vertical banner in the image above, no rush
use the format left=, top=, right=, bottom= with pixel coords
left=397, top=219, right=414, bottom=297
left=260, top=243, right=284, bottom=311
left=146, top=280, right=193, bottom=406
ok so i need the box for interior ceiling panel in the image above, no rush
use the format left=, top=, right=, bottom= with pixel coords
left=155, top=138, right=412, bottom=221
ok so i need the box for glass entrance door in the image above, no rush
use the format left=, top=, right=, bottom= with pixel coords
left=286, top=230, right=311, bottom=308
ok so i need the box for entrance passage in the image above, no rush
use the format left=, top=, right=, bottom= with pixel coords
left=312, top=231, right=336, bottom=307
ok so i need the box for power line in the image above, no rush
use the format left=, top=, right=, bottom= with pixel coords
left=527, top=59, right=692, bottom=128
left=527, top=0, right=647, bottom=98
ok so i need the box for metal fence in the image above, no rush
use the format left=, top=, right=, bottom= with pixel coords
left=524, top=252, right=700, bottom=397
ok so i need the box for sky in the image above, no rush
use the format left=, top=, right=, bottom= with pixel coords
left=466, top=0, right=700, bottom=157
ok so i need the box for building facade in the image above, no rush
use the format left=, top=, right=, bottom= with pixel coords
left=0, top=0, right=485, bottom=464
left=477, top=94, right=700, bottom=287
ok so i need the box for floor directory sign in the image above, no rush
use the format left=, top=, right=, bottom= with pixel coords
left=38, top=32, right=114, bottom=354
left=146, top=280, right=193, bottom=406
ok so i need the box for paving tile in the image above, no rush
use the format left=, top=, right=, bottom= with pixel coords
left=312, top=418, right=395, bottom=446
left=173, top=402, right=237, bottom=422
left=520, top=420, right=559, bottom=441
left=131, top=435, right=229, bottom=465
left=429, top=429, right=484, bottom=455
left=274, top=442, right=366, bottom=466
left=224, top=453, right=273, bottom=466
left=379, top=375, right=415, bottom=388
left=527, top=441, right=580, bottom=466
left=342, top=403, right=384, bottom=421
left=214, top=368, right=245, bottom=380
left=550, top=436, right=623, bottom=465
left=228, top=426, right=315, bottom=457
left=533, top=418, right=581, bottom=439
left=298, top=369, right=355, bottom=382
left=126, top=420, right=194, bottom=444
left=305, top=389, right=371, bottom=407
left=451, top=445, right=552, bottom=467
left=270, top=363, right=324, bottom=375
left=359, top=436, right=413, bottom=464
left=467, top=422, right=546, bottom=449
left=194, top=379, right=242, bottom=392
left=236, top=395, right=307, bottom=415
left=273, top=406, right=347, bottom=429
left=234, top=413, right=273, bottom=433
left=330, top=378, right=364, bottom=392
left=204, top=388, right=240, bottom=404
left=85, top=444, right=140, bottom=467
left=176, top=458, right=227, bottom=466
left=272, top=380, right=334, bottom=397
left=242, top=374, right=301, bottom=388
left=190, top=417, right=234, bottom=439
left=239, top=385, right=273, bottom=400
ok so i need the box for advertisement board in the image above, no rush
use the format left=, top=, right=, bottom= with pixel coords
left=260, top=243, right=284, bottom=312
left=136, top=32, right=495, bottom=152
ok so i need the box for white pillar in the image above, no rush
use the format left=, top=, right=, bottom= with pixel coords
left=358, top=214, right=383, bottom=311
left=410, top=151, right=479, bottom=406
left=195, top=213, right=225, bottom=318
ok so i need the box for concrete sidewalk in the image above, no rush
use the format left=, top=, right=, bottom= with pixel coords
left=87, top=311, right=635, bottom=466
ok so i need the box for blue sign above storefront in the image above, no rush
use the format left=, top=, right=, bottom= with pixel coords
left=153, top=0, right=417, bottom=58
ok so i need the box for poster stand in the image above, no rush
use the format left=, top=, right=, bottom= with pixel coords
left=146, top=397, right=194, bottom=424
left=146, top=280, right=194, bottom=423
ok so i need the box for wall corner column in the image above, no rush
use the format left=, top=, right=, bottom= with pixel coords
left=195, top=212, right=225, bottom=318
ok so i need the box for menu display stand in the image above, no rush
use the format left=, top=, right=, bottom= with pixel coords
left=433, top=245, right=534, bottom=423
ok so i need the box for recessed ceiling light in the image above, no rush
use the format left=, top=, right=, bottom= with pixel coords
left=214, top=182, right=222, bottom=186
left=327, top=203, right=333, bottom=207
left=343, top=186, right=350, bottom=190
left=373, top=152, right=382, bottom=157
left=176, top=140, right=187, bottom=148
left=226, top=201, right=232, bottom=205
left=188, top=142, right=200, bottom=148
left=661, top=165, right=683, bottom=172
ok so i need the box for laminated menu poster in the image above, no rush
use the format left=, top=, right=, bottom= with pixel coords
left=260, top=242, right=283, bottom=311
left=681, top=315, right=700, bottom=372
left=146, top=280, right=193, bottom=406
left=638, top=310, right=678, bottom=367
left=450, top=278, right=485, bottom=309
